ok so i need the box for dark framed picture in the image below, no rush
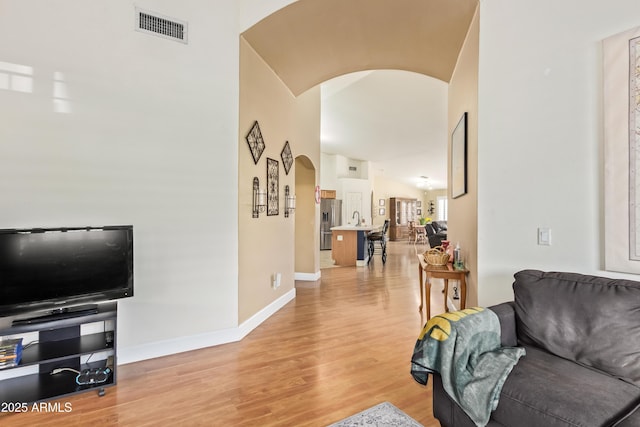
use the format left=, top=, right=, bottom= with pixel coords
left=417, top=209, right=422, bottom=216
left=267, top=158, right=279, bottom=215
left=451, top=112, right=468, bottom=199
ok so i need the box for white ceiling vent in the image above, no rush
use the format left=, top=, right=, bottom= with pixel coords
left=136, top=8, right=187, bottom=44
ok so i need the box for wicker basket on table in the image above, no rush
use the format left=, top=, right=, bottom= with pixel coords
left=423, top=246, right=450, bottom=266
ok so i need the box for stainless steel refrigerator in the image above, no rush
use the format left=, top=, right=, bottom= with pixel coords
left=320, top=198, right=342, bottom=250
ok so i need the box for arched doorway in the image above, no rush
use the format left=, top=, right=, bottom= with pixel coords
left=242, top=0, right=478, bottom=95
left=294, top=155, right=319, bottom=279
left=238, top=0, right=480, bottom=322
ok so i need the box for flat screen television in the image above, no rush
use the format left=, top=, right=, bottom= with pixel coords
left=0, top=225, right=133, bottom=319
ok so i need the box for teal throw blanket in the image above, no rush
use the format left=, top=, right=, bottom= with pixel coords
left=411, top=307, right=525, bottom=427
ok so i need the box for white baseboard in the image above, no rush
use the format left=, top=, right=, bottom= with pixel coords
left=117, top=326, right=240, bottom=365
left=118, top=288, right=296, bottom=365
left=237, top=288, right=296, bottom=338
left=295, top=271, right=321, bottom=281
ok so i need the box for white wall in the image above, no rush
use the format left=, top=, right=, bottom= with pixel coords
left=477, top=0, right=640, bottom=306
left=321, top=153, right=373, bottom=224
left=239, top=0, right=297, bottom=31
left=0, top=0, right=240, bottom=361
left=320, top=152, right=340, bottom=191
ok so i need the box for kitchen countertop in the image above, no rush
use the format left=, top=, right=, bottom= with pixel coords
left=330, top=225, right=376, bottom=231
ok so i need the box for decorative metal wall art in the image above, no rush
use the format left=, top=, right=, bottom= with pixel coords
left=252, top=177, right=266, bottom=218
left=284, top=185, right=296, bottom=217
left=281, top=141, right=293, bottom=175
left=246, top=121, right=266, bottom=165
left=267, top=158, right=279, bottom=216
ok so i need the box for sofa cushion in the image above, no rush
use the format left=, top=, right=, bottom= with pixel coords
left=513, top=270, right=640, bottom=385
left=492, top=346, right=640, bottom=427
left=434, top=220, right=447, bottom=231
left=616, top=405, right=640, bottom=427
left=424, top=223, right=435, bottom=236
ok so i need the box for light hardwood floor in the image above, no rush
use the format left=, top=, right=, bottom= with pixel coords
left=1, top=240, right=444, bottom=427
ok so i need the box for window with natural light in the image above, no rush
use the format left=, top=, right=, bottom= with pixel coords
left=437, top=196, right=448, bottom=221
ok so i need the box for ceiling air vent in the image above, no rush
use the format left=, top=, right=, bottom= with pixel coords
left=136, top=8, right=187, bottom=44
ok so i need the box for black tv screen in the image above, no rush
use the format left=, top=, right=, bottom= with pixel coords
left=0, top=226, right=133, bottom=317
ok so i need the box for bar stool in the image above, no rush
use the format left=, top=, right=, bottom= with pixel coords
left=367, top=219, right=390, bottom=264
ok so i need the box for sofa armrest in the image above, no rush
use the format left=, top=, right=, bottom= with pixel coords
left=488, top=302, right=517, bottom=347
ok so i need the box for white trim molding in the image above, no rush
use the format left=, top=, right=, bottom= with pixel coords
left=295, top=271, right=321, bottom=281
left=119, top=288, right=296, bottom=365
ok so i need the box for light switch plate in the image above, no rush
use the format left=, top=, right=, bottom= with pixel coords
left=538, top=227, right=551, bottom=245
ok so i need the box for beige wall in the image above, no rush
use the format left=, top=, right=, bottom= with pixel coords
left=295, top=156, right=319, bottom=274
left=293, top=86, right=321, bottom=278
left=423, top=189, right=448, bottom=221
left=372, top=175, right=429, bottom=227
left=447, top=7, right=479, bottom=307
left=238, top=38, right=320, bottom=323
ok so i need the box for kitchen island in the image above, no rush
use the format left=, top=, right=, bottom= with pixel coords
left=330, top=225, right=376, bottom=266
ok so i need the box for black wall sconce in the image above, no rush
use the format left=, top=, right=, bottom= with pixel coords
left=253, top=177, right=267, bottom=218
left=284, top=185, right=296, bottom=218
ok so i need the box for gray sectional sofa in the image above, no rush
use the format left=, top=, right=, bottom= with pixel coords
left=432, top=270, right=640, bottom=427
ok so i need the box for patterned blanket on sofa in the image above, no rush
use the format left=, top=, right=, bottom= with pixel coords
left=411, top=307, right=525, bottom=427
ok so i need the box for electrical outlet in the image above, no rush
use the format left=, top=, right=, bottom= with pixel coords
left=272, top=273, right=281, bottom=289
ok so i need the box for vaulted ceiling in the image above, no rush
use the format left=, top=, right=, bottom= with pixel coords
left=242, top=0, right=478, bottom=188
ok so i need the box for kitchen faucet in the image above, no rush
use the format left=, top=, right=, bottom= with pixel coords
left=352, top=210, right=360, bottom=225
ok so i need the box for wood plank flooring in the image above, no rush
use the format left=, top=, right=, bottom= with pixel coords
left=1, top=240, right=443, bottom=426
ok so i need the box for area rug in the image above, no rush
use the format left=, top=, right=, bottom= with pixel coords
left=327, top=402, right=423, bottom=427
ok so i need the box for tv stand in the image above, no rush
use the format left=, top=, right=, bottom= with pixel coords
left=0, top=302, right=117, bottom=404
left=12, top=304, right=99, bottom=326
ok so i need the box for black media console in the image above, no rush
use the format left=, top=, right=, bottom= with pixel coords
left=0, top=302, right=118, bottom=404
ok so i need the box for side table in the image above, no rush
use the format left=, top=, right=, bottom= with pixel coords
left=417, top=254, right=468, bottom=319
